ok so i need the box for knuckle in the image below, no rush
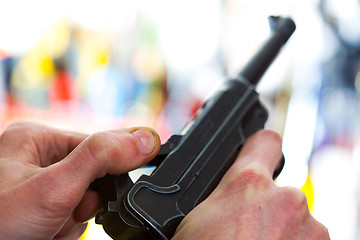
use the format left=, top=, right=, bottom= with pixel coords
left=0, top=122, right=34, bottom=153
left=6, top=121, right=32, bottom=130
left=87, top=132, right=108, bottom=145
left=279, top=186, right=309, bottom=212
left=305, top=216, right=331, bottom=240
left=224, top=166, right=270, bottom=194
left=1, top=122, right=26, bottom=137
left=85, top=131, right=133, bottom=164
left=255, top=129, right=282, bottom=145
left=86, top=132, right=116, bottom=160
left=309, top=215, right=331, bottom=239
left=0, top=121, right=39, bottom=142
left=315, top=226, right=330, bottom=239
left=4, top=121, right=41, bottom=133
left=237, top=167, right=269, bottom=185
left=320, top=227, right=331, bottom=239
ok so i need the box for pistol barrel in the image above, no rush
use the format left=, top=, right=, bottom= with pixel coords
left=238, top=16, right=296, bottom=86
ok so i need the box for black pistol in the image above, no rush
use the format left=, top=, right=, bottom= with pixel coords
left=94, top=16, right=296, bottom=240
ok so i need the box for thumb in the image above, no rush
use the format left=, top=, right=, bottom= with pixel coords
left=35, top=127, right=160, bottom=214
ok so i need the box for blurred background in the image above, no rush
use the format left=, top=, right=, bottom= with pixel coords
left=1, top=0, right=359, bottom=239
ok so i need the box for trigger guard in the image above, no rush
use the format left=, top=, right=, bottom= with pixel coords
left=272, top=154, right=285, bottom=180
left=95, top=173, right=133, bottom=223
left=95, top=173, right=145, bottom=238
left=108, top=173, right=135, bottom=211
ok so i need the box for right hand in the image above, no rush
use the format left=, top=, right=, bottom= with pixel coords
left=174, top=130, right=330, bottom=240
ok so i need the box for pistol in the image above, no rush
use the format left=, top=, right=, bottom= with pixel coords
left=93, top=16, right=296, bottom=240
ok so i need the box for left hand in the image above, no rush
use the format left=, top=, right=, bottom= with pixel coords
left=0, top=122, right=160, bottom=240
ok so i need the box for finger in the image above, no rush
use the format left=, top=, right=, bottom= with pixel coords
left=306, top=217, right=330, bottom=240
left=201, top=130, right=283, bottom=202
left=54, top=216, right=88, bottom=239
left=60, top=127, right=161, bottom=178
left=0, top=121, right=87, bottom=167
left=34, top=127, right=161, bottom=214
left=230, top=129, right=283, bottom=178
left=73, top=190, right=102, bottom=223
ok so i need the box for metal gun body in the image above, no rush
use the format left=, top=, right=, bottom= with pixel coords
left=95, top=16, right=296, bottom=240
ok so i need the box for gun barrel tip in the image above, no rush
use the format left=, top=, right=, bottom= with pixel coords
left=269, top=15, right=296, bottom=39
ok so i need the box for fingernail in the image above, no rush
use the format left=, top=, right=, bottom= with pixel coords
left=131, top=128, right=157, bottom=155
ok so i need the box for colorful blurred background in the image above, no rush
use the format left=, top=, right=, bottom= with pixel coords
left=1, top=0, right=360, bottom=239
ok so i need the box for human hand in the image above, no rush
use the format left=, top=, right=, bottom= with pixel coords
left=173, top=130, right=330, bottom=240
left=0, top=122, right=160, bottom=240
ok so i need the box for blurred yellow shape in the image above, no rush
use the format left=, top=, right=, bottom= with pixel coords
left=40, top=56, right=54, bottom=75
left=12, top=51, right=54, bottom=89
left=301, top=172, right=314, bottom=213
left=79, top=224, right=89, bottom=240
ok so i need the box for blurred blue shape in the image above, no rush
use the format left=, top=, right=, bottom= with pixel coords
left=87, top=66, right=130, bottom=118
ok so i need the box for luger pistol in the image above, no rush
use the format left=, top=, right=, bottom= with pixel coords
left=91, top=16, right=296, bottom=240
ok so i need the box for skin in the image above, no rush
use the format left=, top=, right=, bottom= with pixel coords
left=0, top=122, right=330, bottom=240
left=173, top=129, right=330, bottom=240
left=0, top=122, right=161, bottom=240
